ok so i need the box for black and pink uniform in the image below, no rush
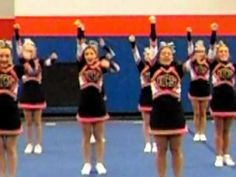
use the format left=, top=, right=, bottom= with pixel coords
left=0, top=65, right=22, bottom=135
left=149, top=61, right=187, bottom=135
left=210, top=60, right=236, bottom=117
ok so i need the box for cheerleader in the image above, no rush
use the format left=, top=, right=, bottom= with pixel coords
left=185, top=24, right=218, bottom=142
left=0, top=40, right=21, bottom=177
left=128, top=16, right=158, bottom=153
left=209, top=37, right=236, bottom=167
left=149, top=42, right=188, bottom=177
left=75, top=20, right=120, bottom=175
left=74, top=20, right=116, bottom=144
left=13, top=24, right=58, bottom=154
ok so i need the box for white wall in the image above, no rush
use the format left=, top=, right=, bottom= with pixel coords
left=15, top=0, right=236, bottom=16
left=0, top=0, right=14, bottom=18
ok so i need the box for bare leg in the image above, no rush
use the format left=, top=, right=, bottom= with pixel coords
left=0, top=137, right=6, bottom=177
left=6, top=136, right=18, bottom=177
left=93, top=122, right=105, bottom=163
left=81, top=123, right=92, bottom=163
left=214, top=118, right=224, bottom=156
left=141, top=112, right=151, bottom=144
left=33, top=110, right=43, bottom=145
left=191, top=100, right=200, bottom=135
left=23, top=110, right=33, bottom=144
left=169, top=135, right=184, bottom=177
left=199, top=100, right=208, bottom=134
left=223, top=118, right=233, bottom=155
left=154, top=135, right=168, bottom=177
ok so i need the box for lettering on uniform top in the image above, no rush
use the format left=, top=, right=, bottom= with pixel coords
left=0, top=74, right=11, bottom=88
left=82, top=69, right=102, bottom=83
left=157, top=73, right=178, bottom=89
left=216, top=66, right=234, bottom=80
left=193, top=63, right=208, bottom=76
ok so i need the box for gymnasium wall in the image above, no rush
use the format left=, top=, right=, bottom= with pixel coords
left=0, top=0, right=14, bottom=39
left=2, top=0, right=236, bottom=113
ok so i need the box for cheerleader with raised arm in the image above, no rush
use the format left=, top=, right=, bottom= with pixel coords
left=148, top=42, right=188, bottom=177
left=0, top=40, right=22, bottom=177
left=128, top=16, right=158, bottom=153
left=75, top=20, right=120, bottom=175
left=184, top=23, right=218, bottom=142
left=75, top=20, right=116, bottom=144
left=13, top=24, right=58, bottom=154
left=209, top=33, right=235, bottom=167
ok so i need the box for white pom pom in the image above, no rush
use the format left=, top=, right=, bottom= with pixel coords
left=129, top=35, right=135, bottom=42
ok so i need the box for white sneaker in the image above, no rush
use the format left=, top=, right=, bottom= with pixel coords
left=224, top=154, right=235, bottom=166
left=193, top=133, right=200, bottom=142
left=152, top=143, right=157, bottom=153
left=96, top=163, right=107, bottom=175
left=90, top=134, right=96, bottom=144
left=199, top=134, right=207, bottom=142
left=34, top=144, right=42, bottom=154
left=214, top=156, right=223, bottom=167
left=81, top=163, right=92, bottom=175
left=144, top=143, right=152, bottom=153
left=24, top=144, right=34, bottom=154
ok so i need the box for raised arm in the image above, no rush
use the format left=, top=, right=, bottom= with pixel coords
left=74, top=20, right=87, bottom=61
left=149, top=16, right=158, bottom=59
left=208, top=23, right=218, bottom=61
left=186, top=27, right=194, bottom=56
left=13, top=23, right=23, bottom=57
left=128, top=35, right=142, bottom=64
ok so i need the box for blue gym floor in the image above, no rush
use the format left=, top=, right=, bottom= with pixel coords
left=16, top=120, right=236, bottom=177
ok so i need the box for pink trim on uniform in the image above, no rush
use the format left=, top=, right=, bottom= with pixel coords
left=18, top=102, right=47, bottom=110
left=0, top=127, right=23, bottom=135
left=150, top=126, right=188, bottom=135
left=138, top=105, right=152, bottom=112
left=80, top=83, right=102, bottom=92
left=153, top=91, right=180, bottom=99
left=22, top=77, right=41, bottom=84
left=188, top=93, right=212, bottom=101
left=77, top=114, right=110, bottom=123
left=210, top=109, right=236, bottom=118
left=0, top=90, right=17, bottom=99
left=192, top=76, right=209, bottom=81
left=141, top=83, right=150, bottom=88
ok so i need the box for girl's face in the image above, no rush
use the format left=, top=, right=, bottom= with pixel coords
left=217, top=46, right=229, bottom=62
left=144, top=48, right=152, bottom=62
left=84, top=47, right=98, bottom=65
left=194, top=48, right=206, bottom=62
left=159, top=47, right=173, bottom=66
left=0, top=48, right=11, bottom=68
left=22, top=44, right=36, bottom=61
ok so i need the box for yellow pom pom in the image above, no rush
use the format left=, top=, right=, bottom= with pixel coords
left=13, top=23, right=20, bottom=29
left=149, top=16, right=156, bottom=24
left=211, top=22, right=219, bottom=31
left=186, top=27, right=192, bottom=32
